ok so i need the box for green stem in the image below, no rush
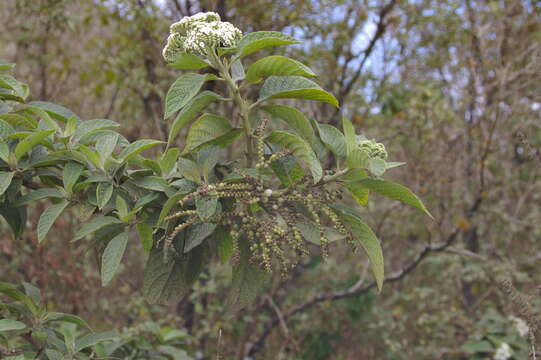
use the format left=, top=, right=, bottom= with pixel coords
left=214, top=55, right=255, bottom=167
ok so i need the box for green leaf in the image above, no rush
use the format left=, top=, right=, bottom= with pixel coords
left=177, top=157, right=201, bottom=184
left=231, top=59, right=246, bottom=82
left=157, top=184, right=197, bottom=226
left=74, top=331, right=118, bottom=352
left=44, top=312, right=91, bottom=330
left=237, top=31, right=299, bottom=58
left=37, top=200, right=69, bottom=243
left=246, top=56, right=315, bottom=84
left=184, top=222, right=217, bottom=253
left=28, top=101, right=80, bottom=122
left=258, top=76, right=338, bottom=107
left=143, top=245, right=206, bottom=304
left=0, top=74, right=25, bottom=98
left=0, top=282, right=38, bottom=314
left=0, top=61, right=15, bottom=70
left=317, top=123, right=346, bottom=158
left=0, top=171, right=14, bottom=196
left=74, top=216, right=123, bottom=241
left=96, top=133, right=118, bottom=166
left=15, top=188, right=64, bottom=206
left=167, top=91, right=225, bottom=146
left=164, top=73, right=214, bottom=119
left=96, top=182, right=113, bottom=209
left=265, top=131, right=322, bottom=182
left=184, top=114, right=237, bottom=153
left=14, top=129, right=54, bottom=160
left=368, top=157, right=386, bottom=176
left=0, top=318, right=26, bottom=332
left=227, top=237, right=268, bottom=310
left=196, top=198, right=218, bottom=221
left=270, top=155, right=304, bottom=187
left=160, top=148, right=180, bottom=175
left=0, top=118, right=15, bottom=138
left=101, top=232, right=129, bottom=286
left=63, top=161, right=84, bottom=194
left=196, top=145, right=220, bottom=181
left=259, top=105, right=316, bottom=146
left=345, top=182, right=369, bottom=206
left=0, top=201, right=27, bottom=238
left=0, top=113, right=36, bottom=130
left=119, top=139, right=164, bottom=163
left=343, top=117, right=356, bottom=155
left=356, top=178, right=433, bottom=218
left=72, top=119, right=119, bottom=142
left=0, top=142, right=8, bottom=162
left=214, top=226, right=233, bottom=264
left=131, top=176, right=170, bottom=192
left=332, top=210, right=384, bottom=291
left=136, top=223, right=153, bottom=252
left=168, top=52, right=209, bottom=70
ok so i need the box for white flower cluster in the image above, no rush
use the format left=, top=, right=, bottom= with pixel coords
left=509, top=315, right=529, bottom=337
left=493, top=342, right=512, bottom=360
left=162, top=12, right=242, bottom=61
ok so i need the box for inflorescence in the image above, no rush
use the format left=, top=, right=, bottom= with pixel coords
left=163, top=12, right=242, bottom=62
left=162, top=122, right=358, bottom=277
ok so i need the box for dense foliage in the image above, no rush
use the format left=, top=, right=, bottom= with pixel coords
left=1, top=0, right=540, bottom=359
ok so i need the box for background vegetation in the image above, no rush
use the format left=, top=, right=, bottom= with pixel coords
left=1, top=0, right=540, bottom=359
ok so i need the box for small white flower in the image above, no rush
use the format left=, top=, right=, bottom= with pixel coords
left=493, top=342, right=512, bottom=360
left=264, top=189, right=273, bottom=197
left=509, top=316, right=529, bottom=337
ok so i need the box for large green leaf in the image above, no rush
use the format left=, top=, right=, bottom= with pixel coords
left=0, top=200, right=27, bottom=238
left=0, top=74, right=25, bottom=98
left=44, top=312, right=91, bottom=330
left=62, top=161, right=84, bottom=194
left=14, top=129, right=55, bottom=160
left=28, top=101, right=80, bottom=122
left=96, top=133, right=118, bottom=166
left=74, top=331, right=118, bottom=352
left=96, top=182, right=113, bottom=209
left=15, top=188, right=64, bottom=206
left=0, top=171, right=14, bottom=196
left=265, top=131, right=322, bottom=182
left=184, top=222, right=216, bottom=253
left=72, top=119, right=119, bottom=142
left=136, top=223, right=153, bottom=252
left=37, top=200, right=69, bottom=243
left=195, top=198, right=218, bottom=221
left=0, top=318, right=26, bottom=332
left=258, top=76, right=338, bottom=107
left=237, top=31, right=299, bottom=58
left=168, top=52, right=209, bottom=70
left=246, top=56, right=315, bottom=84
left=356, top=178, right=433, bottom=218
left=317, top=123, right=346, bottom=158
left=101, top=232, right=129, bottom=286
left=259, top=105, right=316, bottom=146
left=74, top=216, right=123, bottom=241
left=177, top=157, right=202, bottom=184
left=167, top=91, right=224, bottom=146
left=345, top=182, right=369, bottom=206
left=164, top=73, right=214, bottom=119
left=227, top=237, right=268, bottom=310
left=119, top=139, right=164, bottom=163
left=143, top=245, right=206, bottom=304
left=184, top=114, right=239, bottom=153
left=332, top=210, right=384, bottom=291
left=270, top=155, right=304, bottom=187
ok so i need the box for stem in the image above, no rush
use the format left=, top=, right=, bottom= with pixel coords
left=214, top=55, right=255, bottom=167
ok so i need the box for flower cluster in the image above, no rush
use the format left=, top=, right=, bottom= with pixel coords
left=358, top=139, right=388, bottom=160
left=493, top=342, right=512, bottom=360
left=162, top=12, right=242, bottom=61
left=509, top=315, right=529, bottom=337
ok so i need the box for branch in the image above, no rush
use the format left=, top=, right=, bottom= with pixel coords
left=330, top=0, right=398, bottom=126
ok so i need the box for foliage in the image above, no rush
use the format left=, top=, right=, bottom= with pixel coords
left=0, top=281, right=192, bottom=359
left=0, top=13, right=430, bottom=312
